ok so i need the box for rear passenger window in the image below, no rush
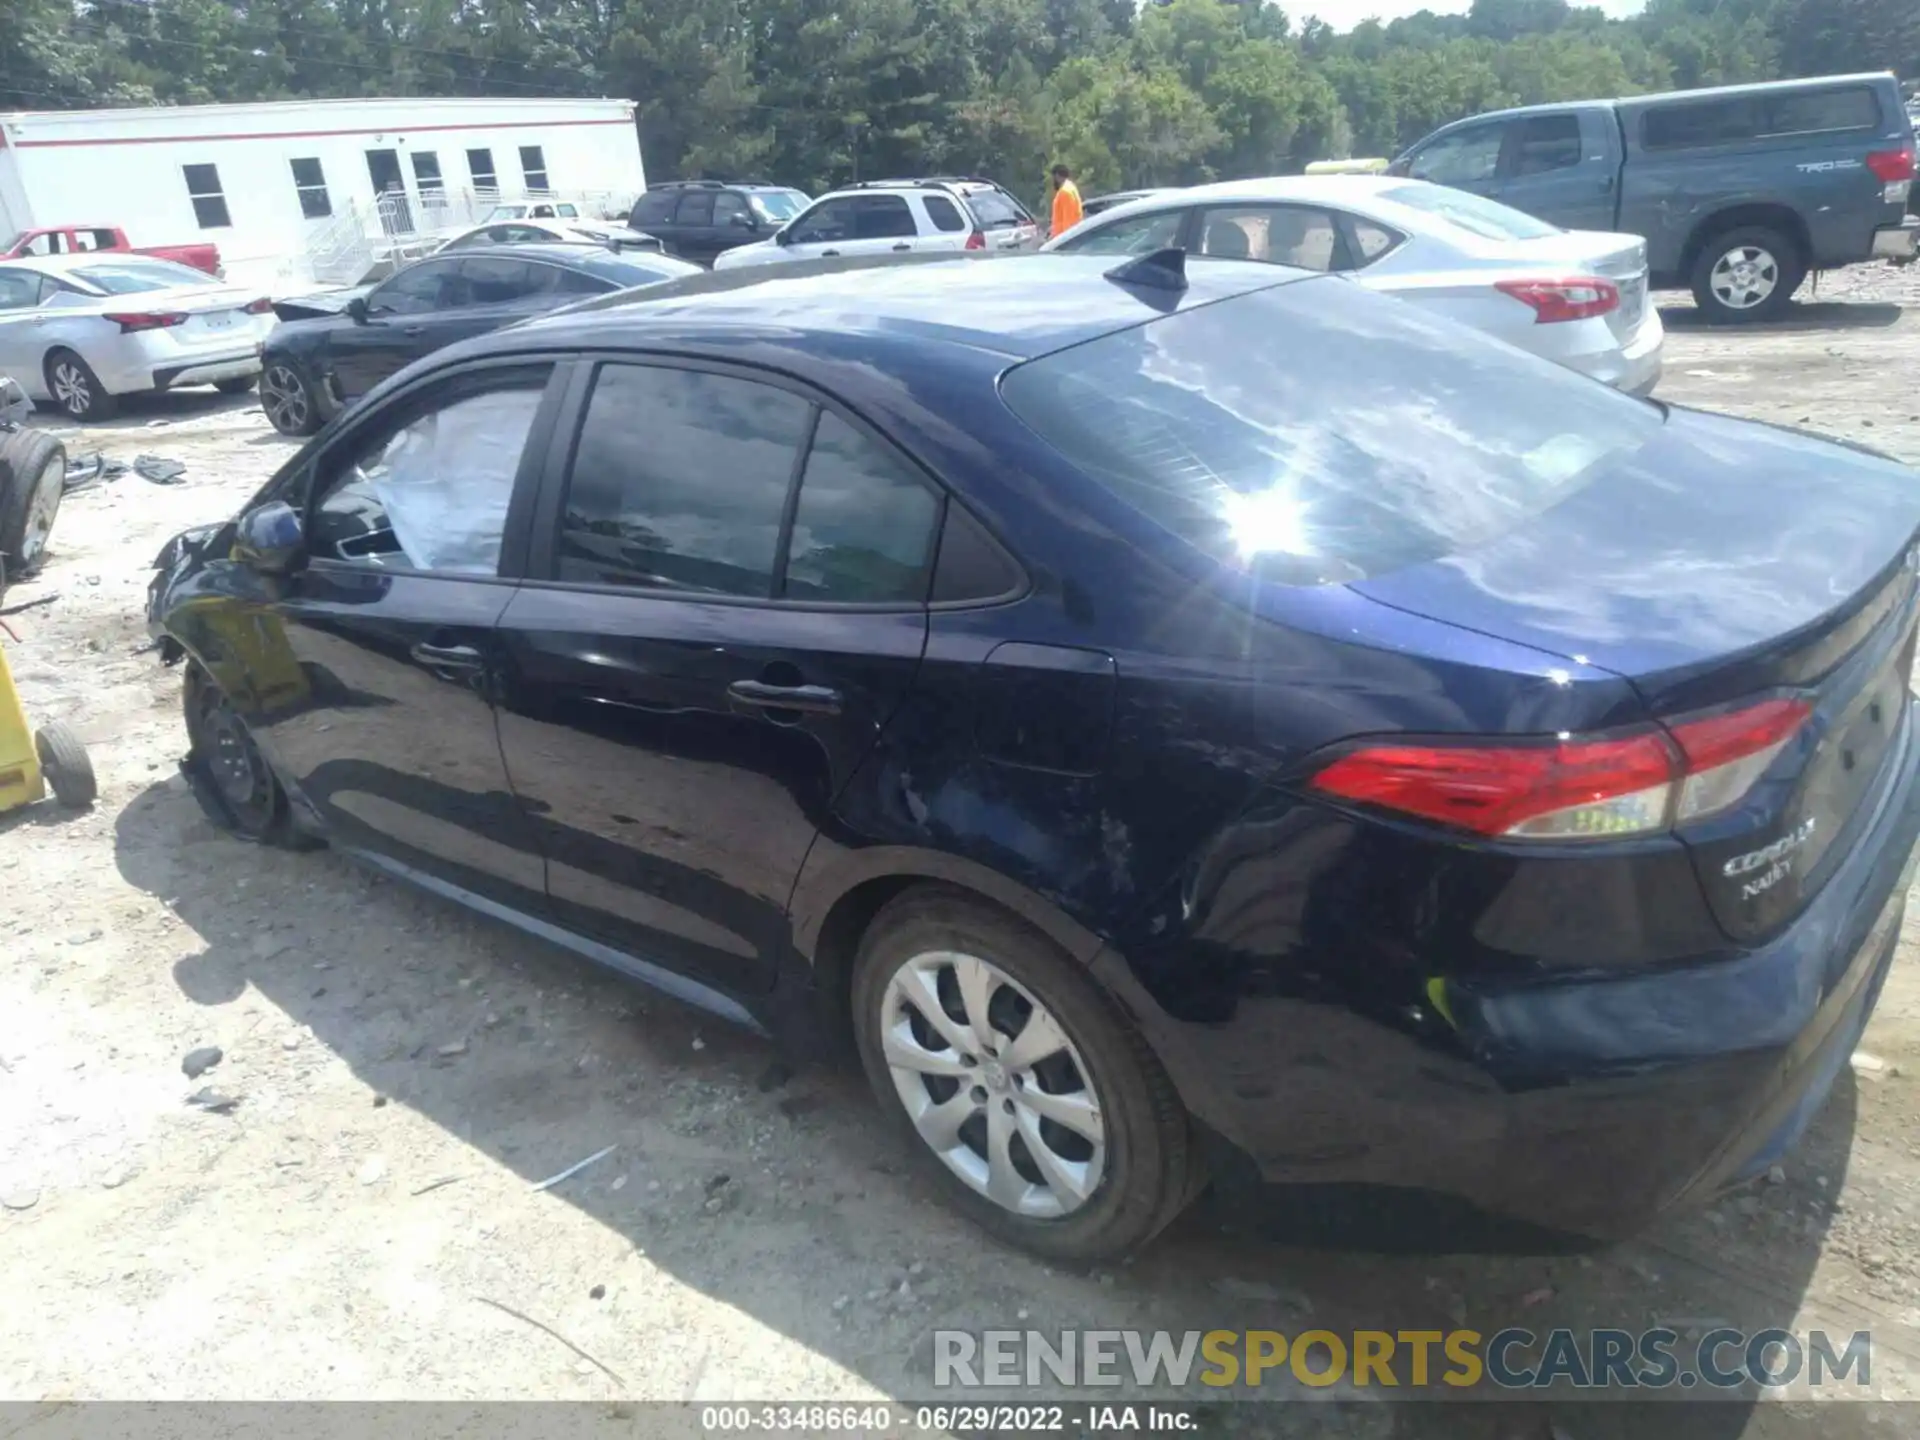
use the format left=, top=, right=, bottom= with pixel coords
left=557, top=366, right=812, bottom=596
left=1762, top=87, right=1880, bottom=137
left=923, top=195, right=966, bottom=233
left=1347, top=218, right=1401, bottom=266
left=631, top=191, right=676, bottom=227
left=458, top=256, right=549, bottom=303
left=1509, top=113, right=1582, bottom=175
left=855, top=196, right=917, bottom=240
left=676, top=192, right=715, bottom=226
left=785, top=413, right=939, bottom=603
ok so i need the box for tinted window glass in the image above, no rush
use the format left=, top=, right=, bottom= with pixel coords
left=677, top=192, right=715, bottom=226
left=0, top=271, right=42, bottom=309
left=1058, top=208, right=1186, bottom=255
left=369, top=261, right=458, bottom=315
left=1200, top=206, right=1342, bottom=270
left=999, top=283, right=1661, bottom=585
left=632, top=191, right=677, bottom=226
left=558, top=366, right=812, bottom=596
left=459, top=256, right=549, bottom=304
left=1382, top=184, right=1561, bottom=241
left=751, top=191, right=807, bottom=222
left=1409, top=123, right=1505, bottom=184
left=713, top=192, right=750, bottom=227
left=1349, top=217, right=1402, bottom=264
left=309, top=367, right=550, bottom=573
left=789, top=198, right=855, bottom=244
left=1510, top=113, right=1582, bottom=175
left=1762, top=87, right=1880, bottom=136
left=1642, top=98, right=1756, bottom=150
left=785, top=413, right=939, bottom=602
left=855, top=196, right=916, bottom=240
left=931, top=505, right=1023, bottom=603
left=923, top=195, right=966, bottom=232
left=549, top=267, right=616, bottom=295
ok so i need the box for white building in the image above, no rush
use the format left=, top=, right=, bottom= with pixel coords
left=0, top=95, right=646, bottom=291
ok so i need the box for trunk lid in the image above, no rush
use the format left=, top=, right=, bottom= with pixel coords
left=1495, top=229, right=1649, bottom=341
left=1353, top=406, right=1920, bottom=940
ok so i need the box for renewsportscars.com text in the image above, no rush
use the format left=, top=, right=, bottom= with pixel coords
left=933, top=1328, right=1872, bottom=1391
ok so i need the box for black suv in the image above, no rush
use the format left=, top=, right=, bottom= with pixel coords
left=629, top=180, right=812, bottom=265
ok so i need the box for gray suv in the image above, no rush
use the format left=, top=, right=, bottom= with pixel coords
left=1394, top=71, right=1918, bottom=323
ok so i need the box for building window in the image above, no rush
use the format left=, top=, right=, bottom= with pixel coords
left=411, top=150, right=444, bottom=195
left=289, top=157, right=331, bottom=219
left=520, top=145, right=549, bottom=194
left=183, top=163, right=231, bottom=229
left=467, top=148, right=497, bottom=193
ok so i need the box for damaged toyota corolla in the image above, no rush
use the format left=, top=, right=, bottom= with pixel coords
left=147, top=251, right=1920, bottom=1260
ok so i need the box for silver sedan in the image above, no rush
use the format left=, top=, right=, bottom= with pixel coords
left=1043, top=175, right=1663, bottom=395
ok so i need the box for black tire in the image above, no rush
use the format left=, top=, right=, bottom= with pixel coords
left=43, top=348, right=118, bottom=422
left=182, top=663, right=303, bottom=845
left=0, top=430, right=67, bottom=574
left=258, top=359, right=322, bottom=437
left=215, top=375, right=258, bottom=395
left=851, top=885, right=1204, bottom=1261
left=1689, top=224, right=1804, bottom=324
left=35, top=722, right=96, bottom=809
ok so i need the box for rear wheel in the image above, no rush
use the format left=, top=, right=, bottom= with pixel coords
left=215, top=376, right=258, bottom=396
left=35, top=723, right=95, bottom=809
left=43, top=348, right=117, bottom=422
left=259, top=360, right=321, bottom=437
left=852, top=887, right=1203, bottom=1260
left=0, top=430, right=67, bottom=574
left=1690, top=225, right=1804, bottom=324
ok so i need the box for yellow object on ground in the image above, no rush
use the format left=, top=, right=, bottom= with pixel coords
left=0, top=633, right=96, bottom=814
left=1304, top=158, right=1391, bottom=175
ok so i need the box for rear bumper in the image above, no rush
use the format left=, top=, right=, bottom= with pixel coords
left=151, top=352, right=263, bottom=392
left=1112, top=706, right=1920, bottom=1248
left=1540, top=305, right=1664, bottom=395
left=1871, top=219, right=1918, bottom=264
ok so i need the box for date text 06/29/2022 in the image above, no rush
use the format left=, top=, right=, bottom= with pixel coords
left=699, top=1405, right=1198, bottom=1433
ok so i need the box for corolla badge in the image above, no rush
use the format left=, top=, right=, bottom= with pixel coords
left=1725, top=817, right=1818, bottom=899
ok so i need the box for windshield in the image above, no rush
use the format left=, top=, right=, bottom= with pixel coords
left=966, top=189, right=1030, bottom=229
left=1382, top=184, right=1562, bottom=242
left=68, top=259, right=211, bottom=294
left=999, top=278, right=1661, bottom=585
left=750, top=191, right=807, bottom=222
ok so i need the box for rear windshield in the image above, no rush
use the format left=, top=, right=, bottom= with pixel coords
left=999, top=279, right=1662, bottom=584
left=750, top=191, right=807, bottom=222
left=966, top=190, right=1031, bottom=228
left=1381, top=185, right=1561, bottom=242
left=568, top=250, right=695, bottom=287
left=68, top=259, right=209, bottom=293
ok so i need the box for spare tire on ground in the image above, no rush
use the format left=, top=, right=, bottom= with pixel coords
left=0, top=429, right=68, bottom=575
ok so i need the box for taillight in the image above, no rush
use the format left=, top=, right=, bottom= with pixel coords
left=104, top=311, right=188, bottom=333
left=964, top=230, right=986, bottom=251
left=1866, top=147, right=1915, bottom=183
left=1308, top=697, right=1811, bottom=841
left=244, top=297, right=273, bottom=315
left=1494, top=276, right=1619, bottom=324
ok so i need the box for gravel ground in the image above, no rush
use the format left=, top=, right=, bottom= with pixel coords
left=4, top=267, right=1920, bottom=1437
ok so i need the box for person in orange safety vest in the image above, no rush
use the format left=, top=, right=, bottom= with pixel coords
left=1049, top=164, right=1083, bottom=237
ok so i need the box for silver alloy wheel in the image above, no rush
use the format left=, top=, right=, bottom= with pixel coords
left=18, top=453, right=63, bottom=567
left=50, top=359, right=92, bottom=416
left=1708, top=244, right=1779, bottom=312
left=880, top=949, right=1107, bottom=1218
left=261, top=364, right=310, bottom=434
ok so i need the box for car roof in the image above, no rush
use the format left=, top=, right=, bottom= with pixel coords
left=1451, top=71, right=1899, bottom=126
left=505, top=252, right=1309, bottom=361
left=1054, top=175, right=1416, bottom=231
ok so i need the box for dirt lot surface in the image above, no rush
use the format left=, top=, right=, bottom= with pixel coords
left=5, top=268, right=1920, bottom=1438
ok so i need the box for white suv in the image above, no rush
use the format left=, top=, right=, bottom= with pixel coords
left=712, top=178, right=1038, bottom=270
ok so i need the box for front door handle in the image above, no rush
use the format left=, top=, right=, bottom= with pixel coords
left=820, top=249, right=840, bottom=257
left=411, top=641, right=483, bottom=673
left=891, top=243, right=911, bottom=252
left=403, top=325, right=426, bottom=336
left=727, top=679, right=843, bottom=716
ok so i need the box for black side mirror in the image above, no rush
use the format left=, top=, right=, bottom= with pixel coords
left=346, top=296, right=369, bottom=324
left=774, top=228, right=793, bottom=246
left=233, top=501, right=305, bottom=575
left=730, top=211, right=756, bottom=229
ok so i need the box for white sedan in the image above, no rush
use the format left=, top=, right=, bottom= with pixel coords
left=0, top=254, right=274, bottom=420
left=1044, top=176, right=1663, bottom=395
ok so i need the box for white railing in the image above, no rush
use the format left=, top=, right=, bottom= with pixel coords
left=303, top=186, right=633, bottom=286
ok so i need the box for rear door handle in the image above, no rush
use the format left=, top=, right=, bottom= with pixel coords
left=727, top=679, right=843, bottom=716
left=820, top=249, right=840, bottom=257
left=403, top=325, right=426, bottom=336
left=891, top=243, right=912, bottom=252
left=411, top=641, right=484, bottom=672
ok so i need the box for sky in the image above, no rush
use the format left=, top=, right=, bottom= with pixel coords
left=1305, top=0, right=1646, bottom=29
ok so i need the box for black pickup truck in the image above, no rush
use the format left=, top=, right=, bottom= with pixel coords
left=1394, top=71, right=1918, bottom=323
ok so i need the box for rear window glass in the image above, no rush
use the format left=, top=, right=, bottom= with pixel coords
left=999, top=281, right=1662, bottom=585
left=568, top=250, right=695, bottom=287
left=1642, top=86, right=1881, bottom=150
left=1380, top=185, right=1561, bottom=242
left=965, top=190, right=1030, bottom=228
left=923, top=195, right=967, bottom=232
left=67, top=259, right=208, bottom=293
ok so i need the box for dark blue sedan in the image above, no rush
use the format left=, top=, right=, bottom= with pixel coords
left=147, top=251, right=1920, bottom=1260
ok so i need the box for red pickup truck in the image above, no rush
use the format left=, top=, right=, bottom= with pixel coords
left=0, top=225, right=223, bottom=277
